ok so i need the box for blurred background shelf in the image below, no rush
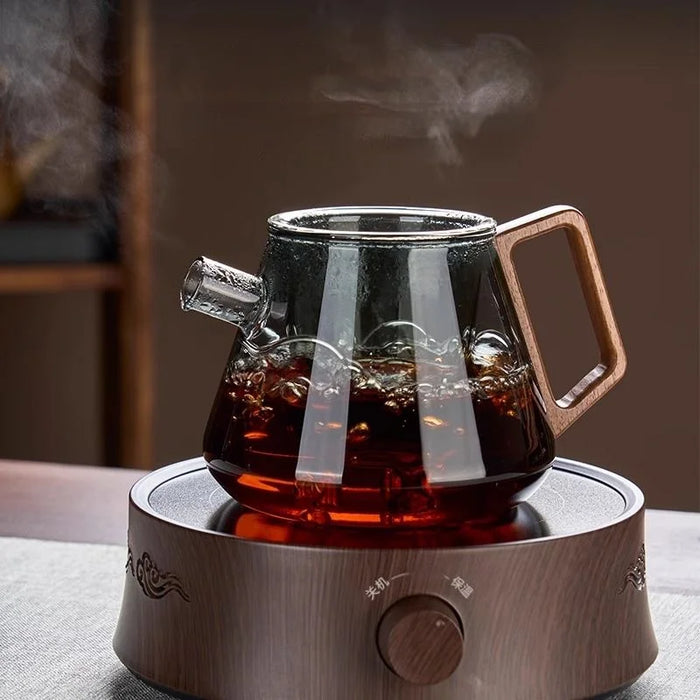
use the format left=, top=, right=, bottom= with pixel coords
left=0, top=200, right=116, bottom=265
left=0, top=0, right=153, bottom=470
left=0, top=263, right=122, bottom=293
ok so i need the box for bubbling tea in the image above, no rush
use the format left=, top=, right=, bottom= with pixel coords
left=204, top=330, right=555, bottom=527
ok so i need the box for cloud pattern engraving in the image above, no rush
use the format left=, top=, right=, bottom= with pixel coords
left=618, top=544, right=646, bottom=593
left=126, top=547, right=191, bottom=602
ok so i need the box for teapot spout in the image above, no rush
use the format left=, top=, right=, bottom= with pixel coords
left=181, top=257, right=268, bottom=336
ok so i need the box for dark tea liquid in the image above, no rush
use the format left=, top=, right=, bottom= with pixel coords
left=204, top=333, right=555, bottom=528
left=216, top=501, right=550, bottom=547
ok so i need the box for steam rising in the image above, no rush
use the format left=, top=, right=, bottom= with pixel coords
left=0, top=1, right=110, bottom=200
left=318, top=24, right=540, bottom=165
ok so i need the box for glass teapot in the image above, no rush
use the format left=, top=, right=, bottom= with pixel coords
left=181, top=206, right=625, bottom=529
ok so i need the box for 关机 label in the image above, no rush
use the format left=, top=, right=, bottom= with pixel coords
left=364, top=572, right=410, bottom=601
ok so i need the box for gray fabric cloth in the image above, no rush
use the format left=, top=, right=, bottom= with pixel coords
left=0, top=537, right=169, bottom=700
left=0, top=537, right=698, bottom=700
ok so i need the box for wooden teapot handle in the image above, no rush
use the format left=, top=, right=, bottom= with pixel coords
left=494, top=206, right=627, bottom=437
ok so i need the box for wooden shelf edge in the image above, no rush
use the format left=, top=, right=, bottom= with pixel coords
left=0, top=264, right=123, bottom=293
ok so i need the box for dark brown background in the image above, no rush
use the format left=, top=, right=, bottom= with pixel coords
left=0, top=0, right=697, bottom=510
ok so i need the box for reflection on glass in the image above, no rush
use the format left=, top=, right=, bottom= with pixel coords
left=408, top=247, right=485, bottom=484
left=295, top=246, right=359, bottom=484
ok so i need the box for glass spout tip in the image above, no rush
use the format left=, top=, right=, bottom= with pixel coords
left=181, top=258, right=205, bottom=311
left=180, top=256, right=267, bottom=334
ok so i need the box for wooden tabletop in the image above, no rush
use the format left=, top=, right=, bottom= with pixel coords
left=0, top=459, right=146, bottom=546
left=1, top=459, right=698, bottom=596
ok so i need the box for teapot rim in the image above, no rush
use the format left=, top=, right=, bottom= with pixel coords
left=268, top=206, right=496, bottom=242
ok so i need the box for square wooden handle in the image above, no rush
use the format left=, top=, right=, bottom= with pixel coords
left=494, top=206, right=627, bottom=437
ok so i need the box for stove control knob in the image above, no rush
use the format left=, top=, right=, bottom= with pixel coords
left=377, top=595, right=463, bottom=685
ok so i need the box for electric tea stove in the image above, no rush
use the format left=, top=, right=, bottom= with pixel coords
left=114, top=457, right=657, bottom=700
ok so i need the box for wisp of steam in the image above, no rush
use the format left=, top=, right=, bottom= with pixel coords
left=0, top=0, right=108, bottom=201
left=317, top=24, right=540, bottom=165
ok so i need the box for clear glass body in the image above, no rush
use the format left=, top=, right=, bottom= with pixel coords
left=192, top=207, right=555, bottom=528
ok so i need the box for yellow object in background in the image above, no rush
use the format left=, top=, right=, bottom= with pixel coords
left=0, top=135, right=60, bottom=220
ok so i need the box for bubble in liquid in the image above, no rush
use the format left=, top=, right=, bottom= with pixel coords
left=259, top=405, right=274, bottom=419
left=417, top=383, right=433, bottom=397
left=348, top=421, right=371, bottom=444
left=249, top=370, right=266, bottom=387
left=279, top=380, right=307, bottom=407
left=384, top=399, right=401, bottom=414
left=364, top=375, right=382, bottom=392
left=386, top=341, right=411, bottom=356
left=248, top=405, right=274, bottom=431
left=468, top=330, right=515, bottom=375
left=422, top=415, right=447, bottom=428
